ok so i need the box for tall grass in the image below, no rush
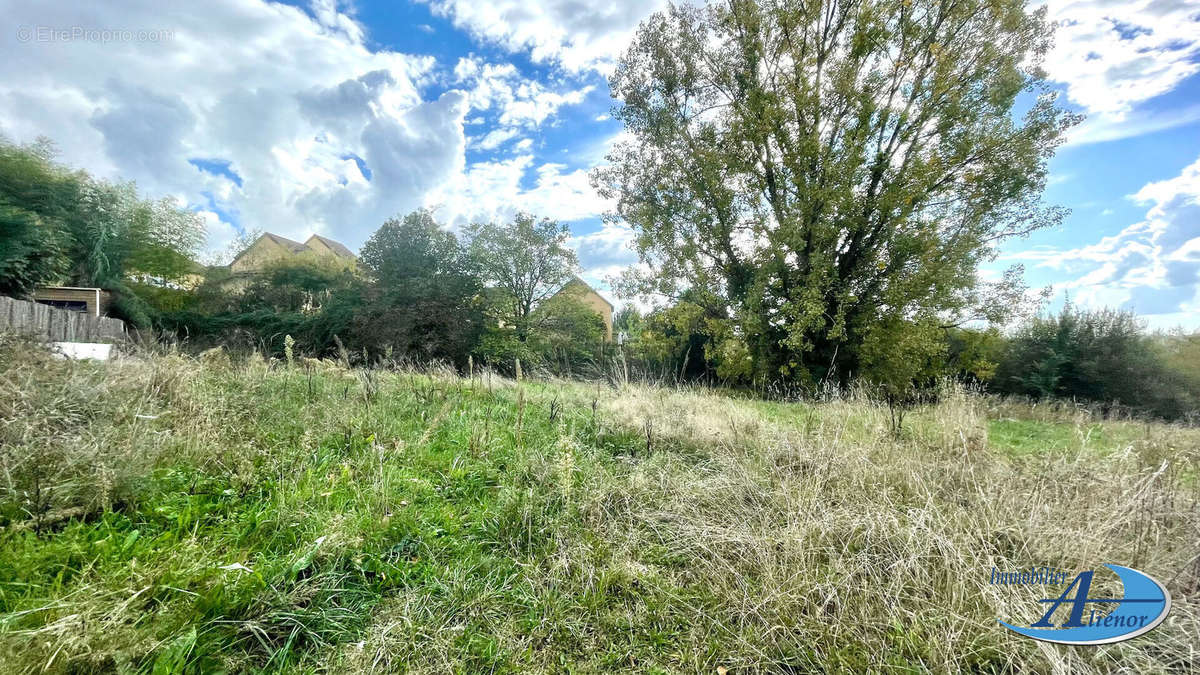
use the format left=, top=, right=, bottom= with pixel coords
left=0, top=335, right=1197, bottom=672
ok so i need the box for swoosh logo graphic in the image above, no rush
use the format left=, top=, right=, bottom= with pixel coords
left=999, top=564, right=1171, bottom=645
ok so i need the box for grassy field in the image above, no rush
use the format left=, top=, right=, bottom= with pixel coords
left=1, top=335, right=1197, bottom=673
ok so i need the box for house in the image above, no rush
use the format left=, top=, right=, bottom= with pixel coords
left=229, top=232, right=357, bottom=275
left=32, top=286, right=112, bottom=317
left=551, top=277, right=614, bottom=341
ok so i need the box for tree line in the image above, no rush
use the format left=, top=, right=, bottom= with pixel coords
left=0, top=136, right=607, bottom=375
left=614, top=300, right=1199, bottom=421
left=167, top=210, right=608, bottom=376
left=1, top=133, right=1196, bottom=420
left=1, top=0, right=1197, bottom=420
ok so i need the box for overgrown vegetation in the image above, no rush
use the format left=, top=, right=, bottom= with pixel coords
left=153, top=208, right=609, bottom=377
left=2, top=0, right=1196, bottom=668
left=4, top=1, right=1196, bottom=419
left=1, top=337, right=1197, bottom=672
left=0, top=136, right=205, bottom=324
left=616, top=301, right=1200, bottom=422
left=990, top=304, right=1200, bottom=422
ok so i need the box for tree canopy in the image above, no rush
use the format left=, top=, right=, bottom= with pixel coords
left=361, top=209, right=477, bottom=297
left=593, top=0, right=1078, bottom=386
left=0, top=136, right=206, bottom=323
left=0, top=138, right=70, bottom=296
left=467, top=213, right=579, bottom=342
left=355, top=210, right=483, bottom=363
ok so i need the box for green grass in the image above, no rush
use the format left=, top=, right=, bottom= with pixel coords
left=1, top=338, right=1198, bottom=673
left=987, top=418, right=1119, bottom=456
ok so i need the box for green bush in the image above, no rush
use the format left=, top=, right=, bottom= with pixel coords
left=992, top=305, right=1198, bottom=420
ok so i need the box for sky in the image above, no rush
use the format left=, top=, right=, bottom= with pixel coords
left=1, top=0, right=1198, bottom=328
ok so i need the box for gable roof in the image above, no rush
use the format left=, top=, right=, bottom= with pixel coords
left=557, top=276, right=614, bottom=311
left=306, top=234, right=357, bottom=259
left=265, top=233, right=308, bottom=253
left=229, top=232, right=355, bottom=268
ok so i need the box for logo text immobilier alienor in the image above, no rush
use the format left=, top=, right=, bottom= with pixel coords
left=992, top=564, right=1171, bottom=645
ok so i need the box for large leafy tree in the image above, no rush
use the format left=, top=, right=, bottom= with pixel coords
left=58, top=179, right=205, bottom=325
left=0, top=138, right=71, bottom=295
left=63, top=180, right=205, bottom=289
left=356, top=209, right=483, bottom=363
left=593, top=0, right=1078, bottom=385
left=467, top=213, right=579, bottom=342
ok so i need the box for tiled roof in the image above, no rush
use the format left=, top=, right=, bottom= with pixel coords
left=264, top=233, right=308, bottom=253
left=308, top=234, right=357, bottom=259
left=230, top=232, right=356, bottom=268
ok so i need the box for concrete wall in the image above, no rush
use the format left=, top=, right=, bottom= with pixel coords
left=0, top=295, right=126, bottom=342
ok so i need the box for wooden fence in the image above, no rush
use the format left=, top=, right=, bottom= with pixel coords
left=0, top=295, right=126, bottom=342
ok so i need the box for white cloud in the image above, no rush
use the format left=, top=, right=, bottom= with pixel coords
left=424, top=152, right=615, bottom=228
left=0, top=0, right=468, bottom=252
left=198, top=209, right=238, bottom=255
left=1043, top=0, right=1200, bottom=144
left=473, top=128, right=520, bottom=150
left=451, top=54, right=595, bottom=157
left=424, top=0, right=667, bottom=73
left=1067, top=102, right=1200, bottom=147
left=1005, top=155, right=1200, bottom=324
left=577, top=263, right=634, bottom=309
left=499, top=84, right=593, bottom=127
left=453, top=55, right=593, bottom=127
left=0, top=0, right=614, bottom=258
left=570, top=220, right=636, bottom=259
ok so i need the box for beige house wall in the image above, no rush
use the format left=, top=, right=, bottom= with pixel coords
left=304, top=236, right=337, bottom=258
left=304, top=237, right=358, bottom=272
left=230, top=236, right=295, bottom=274
left=230, top=234, right=357, bottom=276
left=556, top=280, right=614, bottom=341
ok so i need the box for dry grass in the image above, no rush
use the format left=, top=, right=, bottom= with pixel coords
left=1, top=337, right=1197, bottom=673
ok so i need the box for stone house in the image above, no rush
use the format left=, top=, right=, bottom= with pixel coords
left=229, top=233, right=357, bottom=274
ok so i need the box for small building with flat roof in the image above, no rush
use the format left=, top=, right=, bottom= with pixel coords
left=32, top=286, right=111, bottom=317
